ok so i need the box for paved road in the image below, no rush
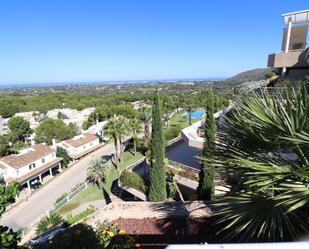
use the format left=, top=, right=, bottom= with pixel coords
left=0, top=143, right=116, bottom=230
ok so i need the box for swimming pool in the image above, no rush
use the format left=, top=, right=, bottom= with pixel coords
left=187, top=109, right=206, bottom=119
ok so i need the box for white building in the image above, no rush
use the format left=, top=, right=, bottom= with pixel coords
left=14, top=111, right=42, bottom=129
left=86, top=120, right=108, bottom=137
left=46, top=107, right=95, bottom=129
left=60, top=133, right=100, bottom=160
left=0, top=116, right=9, bottom=135
left=0, top=144, right=62, bottom=191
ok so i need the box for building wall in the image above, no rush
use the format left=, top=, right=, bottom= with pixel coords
left=0, top=152, right=56, bottom=180
left=63, top=138, right=100, bottom=157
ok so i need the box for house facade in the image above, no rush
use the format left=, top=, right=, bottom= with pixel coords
left=60, top=133, right=100, bottom=160
left=0, top=144, right=62, bottom=191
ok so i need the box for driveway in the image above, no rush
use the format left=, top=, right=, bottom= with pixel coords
left=0, top=143, right=116, bottom=230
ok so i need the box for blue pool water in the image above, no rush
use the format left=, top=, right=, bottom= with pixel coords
left=187, top=109, right=206, bottom=119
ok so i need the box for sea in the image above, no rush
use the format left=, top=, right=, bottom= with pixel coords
left=0, top=77, right=226, bottom=89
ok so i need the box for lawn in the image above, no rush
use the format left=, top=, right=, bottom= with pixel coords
left=165, top=112, right=189, bottom=131
left=163, top=112, right=200, bottom=141
left=57, top=150, right=144, bottom=215
left=58, top=184, right=103, bottom=214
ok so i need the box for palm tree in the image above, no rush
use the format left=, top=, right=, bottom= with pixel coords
left=36, top=212, right=64, bottom=235
left=104, top=117, right=127, bottom=168
left=210, top=85, right=309, bottom=242
left=87, top=159, right=110, bottom=190
left=140, top=108, right=152, bottom=142
left=128, top=118, right=141, bottom=155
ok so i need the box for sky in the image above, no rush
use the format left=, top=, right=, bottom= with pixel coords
left=0, top=0, right=308, bottom=85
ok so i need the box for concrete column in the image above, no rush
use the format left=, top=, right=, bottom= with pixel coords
left=27, top=181, right=31, bottom=193
left=285, top=19, right=292, bottom=53
left=282, top=18, right=292, bottom=76
left=49, top=168, right=53, bottom=178
left=58, top=163, right=62, bottom=172
left=39, top=174, right=43, bottom=184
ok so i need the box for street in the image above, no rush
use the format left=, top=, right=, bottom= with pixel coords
left=0, top=143, right=116, bottom=230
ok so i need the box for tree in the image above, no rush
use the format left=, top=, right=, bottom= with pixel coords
left=139, top=108, right=152, bottom=144
left=35, top=118, right=77, bottom=145
left=149, top=93, right=167, bottom=201
left=56, top=147, right=70, bottom=168
left=197, top=90, right=216, bottom=200
left=128, top=118, right=141, bottom=155
left=185, top=96, right=194, bottom=125
left=0, top=135, right=10, bottom=157
left=7, top=116, right=31, bottom=143
left=36, top=212, right=64, bottom=235
left=104, top=117, right=127, bottom=168
left=212, top=85, right=309, bottom=241
left=87, top=159, right=110, bottom=191
left=0, top=182, right=20, bottom=248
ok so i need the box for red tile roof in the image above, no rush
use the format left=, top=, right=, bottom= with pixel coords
left=0, top=144, right=54, bottom=169
left=63, top=133, right=98, bottom=148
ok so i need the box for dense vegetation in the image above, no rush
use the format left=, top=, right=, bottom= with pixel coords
left=0, top=182, right=20, bottom=248
left=35, top=118, right=77, bottom=145
left=212, top=84, right=309, bottom=241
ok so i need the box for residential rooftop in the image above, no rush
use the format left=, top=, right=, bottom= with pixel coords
left=63, top=133, right=98, bottom=148
left=0, top=144, right=54, bottom=169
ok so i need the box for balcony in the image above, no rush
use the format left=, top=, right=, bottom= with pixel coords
left=268, top=49, right=308, bottom=68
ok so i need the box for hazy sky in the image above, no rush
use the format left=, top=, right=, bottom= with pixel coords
left=0, top=0, right=308, bottom=84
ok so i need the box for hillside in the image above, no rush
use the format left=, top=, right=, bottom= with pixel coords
left=227, top=68, right=271, bottom=83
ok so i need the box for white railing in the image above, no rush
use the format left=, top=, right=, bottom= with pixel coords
left=51, top=180, right=90, bottom=212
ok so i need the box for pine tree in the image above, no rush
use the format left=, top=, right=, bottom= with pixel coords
left=149, top=93, right=167, bottom=201
left=197, top=89, right=216, bottom=200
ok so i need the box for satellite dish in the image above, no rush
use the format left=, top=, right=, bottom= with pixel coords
left=304, top=47, right=309, bottom=65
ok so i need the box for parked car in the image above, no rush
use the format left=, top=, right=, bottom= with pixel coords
left=29, top=224, right=67, bottom=245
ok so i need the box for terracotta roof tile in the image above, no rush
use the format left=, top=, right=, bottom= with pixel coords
left=0, top=144, right=54, bottom=169
left=63, top=133, right=98, bottom=148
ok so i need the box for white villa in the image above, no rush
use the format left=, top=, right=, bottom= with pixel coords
left=60, top=133, right=100, bottom=160
left=0, top=144, right=62, bottom=191
left=46, top=107, right=95, bottom=129
left=14, top=111, right=42, bottom=129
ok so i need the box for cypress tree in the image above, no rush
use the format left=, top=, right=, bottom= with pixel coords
left=149, top=93, right=167, bottom=201
left=197, top=89, right=216, bottom=200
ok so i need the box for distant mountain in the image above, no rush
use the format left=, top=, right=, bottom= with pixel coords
left=227, top=68, right=272, bottom=83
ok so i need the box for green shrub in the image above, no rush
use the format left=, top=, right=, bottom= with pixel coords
left=120, top=171, right=147, bottom=193
left=135, top=139, right=148, bottom=154
left=51, top=223, right=99, bottom=249
left=166, top=174, right=176, bottom=199
left=265, top=71, right=277, bottom=79
left=56, top=146, right=70, bottom=168
left=164, top=125, right=181, bottom=141
left=66, top=206, right=97, bottom=225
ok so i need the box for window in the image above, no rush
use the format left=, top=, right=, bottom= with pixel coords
left=52, top=153, right=55, bottom=157
left=90, top=143, right=92, bottom=146
left=42, top=158, right=45, bottom=164
left=16, top=170, right=19, bottom=176
left=29, top=163, right=36, bottom=170
left=83, top=146, right=86, bottom=149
